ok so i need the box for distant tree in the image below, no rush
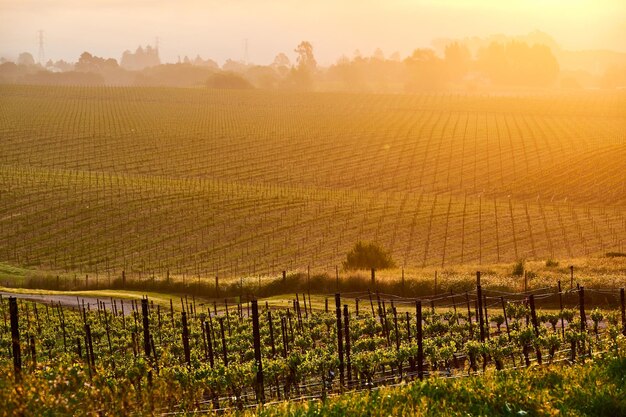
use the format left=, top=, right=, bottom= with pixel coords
left=245, top=65, right=279, bottom=89
left=75, top=52, right=118, bottom=72
left=0, top=62, right=19, bottom=81
left=120, top=45, right=160, bottom=70
left=372, top=48, right=385, bottom=61
left=222, top=59, right=248, bottom=73
left=343, top=242, right=396, bottom=270
left=292, top=41, right=317, bottom=89
left=477, top=41, right=559, bottom=87
left=206, top=71, right=253, bottom=89
left=444, top=42, right=471, bottom=81
left=404, top=48, right=447, bottom=91
left=272, top=53, right=291, bottom=68
left=295, top=41, right=316, bottom=71
left=17, top=52, right=35, bottom=66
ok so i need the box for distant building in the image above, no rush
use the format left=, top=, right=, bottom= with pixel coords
left=121, top=45, right=161, bottom=70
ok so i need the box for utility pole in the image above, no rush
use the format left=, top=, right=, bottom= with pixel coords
left=38, top=30, right=45, bottom=65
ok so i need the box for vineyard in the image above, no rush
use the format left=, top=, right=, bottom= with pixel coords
left=0, top=85, right=625, bottom=282
left=1, top=279, right=625, bottom=415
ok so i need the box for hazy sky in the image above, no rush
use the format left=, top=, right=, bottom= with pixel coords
left=1, top=0, right=624, bottom=65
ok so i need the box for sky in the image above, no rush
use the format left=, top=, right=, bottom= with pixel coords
left=0, top=0, right=624, bottom=65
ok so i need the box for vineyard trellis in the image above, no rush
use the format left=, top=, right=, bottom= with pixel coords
left=2, top=278, right=625, bottom=413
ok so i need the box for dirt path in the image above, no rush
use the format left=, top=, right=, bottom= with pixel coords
left=0, top=291, right=136, bottom=315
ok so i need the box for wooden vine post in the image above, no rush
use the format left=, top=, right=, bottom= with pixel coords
left=579, top=286, right=586, bottom=361
left=343, top=305, right=352, bottom=384
left=416, top=300, right=424, bottom=380
left=205, top=322, right=214, bottom=367
left=558, top=281, right=565, bottom=337
left=465, top=292, right=473, bottom=337
left=528, top=294, right=542, bottom=365
left=141, top=298, right=153, bottom=385
left=619, top=288, right=626, bottom=336
left=335, top=293, right=345, bottom=388
left=181, top=311, right=191, bottom=367
left=476, top=272, right=485, bottom=342
left=251, top=299, right=265, bottom=403
left=9, top=297, right=21, bottom=381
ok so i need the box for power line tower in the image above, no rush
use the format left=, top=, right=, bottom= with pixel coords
left=37, top=30, right=45, bottom=65
left=243, top=38, right=249, bottom=64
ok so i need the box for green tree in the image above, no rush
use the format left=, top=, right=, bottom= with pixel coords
left=343, top=241, right=395, bottom=270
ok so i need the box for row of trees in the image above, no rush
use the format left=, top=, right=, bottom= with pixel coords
left=0, top=39, right=602, bottom=91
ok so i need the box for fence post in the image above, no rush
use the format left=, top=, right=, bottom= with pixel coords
left=476, top=272, right=485, bottom=342
left=529, top=294, right=542, bottom=364
left=343, top=305, right=352, bottom=385
left=85, top=323, right=96, bottom=371
left=9, top=297, right=21, bottom=381
left=141, top=298, right=153, bottom=385
left=205, top=321, right=214, bottom=368
left=570, top=266, right=574, bottom=289
left=181, top=311, right=191, bottom=367
left=619, top=288, right=626, bottom=336
left=621, top=288, right=626, bottom=337
left=268, top=310, right=276, bottom=357
left=466, top=292, right=473, bottom=338
left=483, top=293, right=489, bottom=340
left=371, top=268, right=376, bottom=287
left=335, top=293, right=344, bottom=388
left=251, top=300, right=265, bottom=403
left=219, top=317, right=228, bottom=366
left=578, top=287, right=586, bottom=333
left=558, top=281, right=565, bottom=337
left=416, top=300, right=424, bottom=380
left=141, top=299, right=151, bottom=358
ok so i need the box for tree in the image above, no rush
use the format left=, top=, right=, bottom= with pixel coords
left=444, top=42, right=471, bottom=81
left=17, top=52, right=35, bottom=66
left=477, top=41, right=559, bottom=87
left=291, top=41, right=317, bottom=90
left=206, top=72, right=253, bottom=89
left=75, top=52, right=118, bottom=72
left=343, top=242, right=396, bottom=270
left=294, top=41, right=316, bottom=71
left=404, top=48, right=447, bottom=91
left=272, top=53, right=291, bottom=68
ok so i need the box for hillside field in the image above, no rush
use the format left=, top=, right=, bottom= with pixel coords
left=0, top=85, right=625, bottom=281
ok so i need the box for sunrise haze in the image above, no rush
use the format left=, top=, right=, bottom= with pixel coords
left=1, top=0, right=624, bottom=64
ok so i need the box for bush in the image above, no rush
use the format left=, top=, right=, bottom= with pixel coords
left=512, top=260, right=525, bottom=276
left=545, top=259, right=559, bottom=267
left=343, top=241, right=395, bottom=270
left=206, top=71, right=253, bottom=89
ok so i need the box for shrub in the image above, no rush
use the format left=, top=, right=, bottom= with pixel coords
left=206, top=71, right=253, bottom=89
left=342, top=241, right=395, bottom=270
left=512, top=260, right=525, bottom=276
left=545, top=259, right=559, bottom=267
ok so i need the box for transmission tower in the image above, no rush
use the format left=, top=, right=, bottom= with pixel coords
left=244, top=38, right=249, bottom=64
left=37, top=30, right=45, bottom=65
